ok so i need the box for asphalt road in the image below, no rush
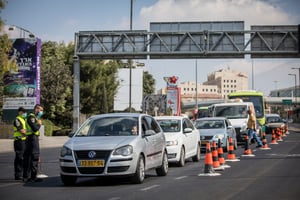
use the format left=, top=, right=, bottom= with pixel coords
left=0, top=131, right=299, bottom=200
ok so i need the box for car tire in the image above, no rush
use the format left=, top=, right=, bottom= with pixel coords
left=131, top=155, right=145, bottom=184
left=60, top=174, right=77, bottom=186
left=178, top=147, right=185, bottom=167
left=192, top=143, right=201, bottom=162
left=223, top=138, right=229, bottom=152
left=156, top=150, right=168, bottom=176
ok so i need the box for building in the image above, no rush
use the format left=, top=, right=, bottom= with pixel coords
left=203, top=68, right=248, bottom=98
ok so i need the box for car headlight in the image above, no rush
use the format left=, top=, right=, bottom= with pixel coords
left=166, top=140, right=178, bottom=146
left=213, top=134, right=224, bottom=140
left=113, top=145, right=133, bottom=156
left=60, top=146, right=72, bottom=157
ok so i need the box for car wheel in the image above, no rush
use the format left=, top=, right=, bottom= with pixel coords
left=234, top=138, right=238, bottom=150
left=60, top=174, right=77, bottom=186
left=178, top=147, right=185, bottom=167
left=192, top=143, right=201, bottom=162
left=223, top=138, right=229, bottom=152
left=131, top=155, right=145, bottom=184
left=156, top=150, right=168, bottom=176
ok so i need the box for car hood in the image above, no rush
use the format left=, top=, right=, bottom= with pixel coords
left=163, top=132, right=181, bottom=141
left=64, top=136, right=136, bottom=150
left=266, top=122, right=285, bottom=128
left=228, top=118, right=247, bottom=127
left=198, top=129, right=226, bottom=136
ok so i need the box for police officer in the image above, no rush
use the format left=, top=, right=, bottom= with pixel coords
left=23, top=104, right=44, bottom=182
left=13, top=107, right=27, bottom=180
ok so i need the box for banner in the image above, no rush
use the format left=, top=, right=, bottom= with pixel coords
left=3, top=38, right=41, bottom=110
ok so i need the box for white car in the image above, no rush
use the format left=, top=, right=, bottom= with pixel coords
left=60, top=113, right=168, bottom=185
left=154, top=116, right=201, bottom=167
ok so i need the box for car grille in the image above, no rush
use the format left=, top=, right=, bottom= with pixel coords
left=107, top=166, right=130, bottom=173
left=61, top=166, right=77, bottom=173
left=74, top=150, right=112, bottom=175
left=201, top=136, right=213, bottom=140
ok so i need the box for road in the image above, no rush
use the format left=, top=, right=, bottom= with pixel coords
left=0, top=131, right=299, bottom=200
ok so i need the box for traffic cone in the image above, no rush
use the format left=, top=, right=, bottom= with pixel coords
left=212, top=141, right=224, bottom=170
left=242, top=135, right=255, bottom=157
left=285, top=123, right=290, bottom=135
left=260, top=129, right=271, bottom=150
left=226, top=137, right=240, bottom=162
left=217, top=139, right=230, bottom=168
left=276, top=128, right=283, bottom=142
left=270, top=128, right=278, bottom=144
left=198, top=142, right=221, bottom=176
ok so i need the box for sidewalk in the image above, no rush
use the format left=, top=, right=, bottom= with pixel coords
left=0, top=136, right=69, bottom=153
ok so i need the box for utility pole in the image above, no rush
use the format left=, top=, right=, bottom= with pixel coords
left=129, top=0, right=133, bottom=112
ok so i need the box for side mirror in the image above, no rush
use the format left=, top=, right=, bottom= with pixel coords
left=144, top=130, right=155, bottom=136
left=183, top=128, right=193, bottom=133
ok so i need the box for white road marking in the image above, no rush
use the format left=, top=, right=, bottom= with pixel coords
left=140, top=184, right=159, bottom=191
left=0, top=182, right=20, bottom=188
left=175, top=176, right=187, bottom=180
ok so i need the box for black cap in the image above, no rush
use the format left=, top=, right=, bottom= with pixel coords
left=18, top=107, right=26, bottom=112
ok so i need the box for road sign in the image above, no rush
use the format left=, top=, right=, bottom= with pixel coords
left=282, top=99, right=292, bottom=105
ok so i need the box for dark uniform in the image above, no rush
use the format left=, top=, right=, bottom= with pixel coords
left=13, top=108, right=27, bottom=180
left=23, top=112, right=42, bottom=182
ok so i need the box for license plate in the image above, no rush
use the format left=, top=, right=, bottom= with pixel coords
left=202, top=140, right=208, bottom=144
left=79, top=160, right=105, bottom=167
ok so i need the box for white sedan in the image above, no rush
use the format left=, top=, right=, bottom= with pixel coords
left=154, top=116, right=201, bottom=167
left=60, top=113, right=168, bottom=185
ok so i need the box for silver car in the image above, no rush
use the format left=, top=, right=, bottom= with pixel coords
left=59, top=113, right=168, bottom=185
left=194, top=117, right=237, bottom=152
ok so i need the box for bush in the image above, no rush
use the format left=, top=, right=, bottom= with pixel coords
left=42, top=119, right=61, bottom=136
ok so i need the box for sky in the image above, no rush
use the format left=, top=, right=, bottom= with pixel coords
left=1, top=0, right=300, bottom=96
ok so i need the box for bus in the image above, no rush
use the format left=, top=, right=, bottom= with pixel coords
left=228, top=90, right=265, bottom=126
left=197, top=106, right=210, bottom=118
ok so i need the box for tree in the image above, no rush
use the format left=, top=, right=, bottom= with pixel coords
left=80, top=60, right=120, bottom=115
left=0, top=0, right=18, bottom=113
left=40, top=41, right=73, bottom=127
left=143, top=70, right=156, bottom=95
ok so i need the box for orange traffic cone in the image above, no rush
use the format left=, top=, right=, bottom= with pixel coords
left=276, top=128, right=283, bottom=142
left=212, top=141, right=224, bottom=170
left=218, top=139, right=230, bottom=168
left=226, top=137, right=240, bottom=162
left=198, top=142, right=221, bottom=176
left=242, top=135, right=255, bottom=157
left=270, top=128, right=278, bottom=144
left=261, top=130, right=271, bottom=150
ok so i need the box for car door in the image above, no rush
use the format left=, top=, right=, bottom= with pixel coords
left=183, top=118, right=198, bottom=158
left=142, top=116, right=164, bottom=169
left=225, top=119, right=236, bottom=140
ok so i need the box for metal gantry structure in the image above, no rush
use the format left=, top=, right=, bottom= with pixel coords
left=72, top=21, right=299, bottom=130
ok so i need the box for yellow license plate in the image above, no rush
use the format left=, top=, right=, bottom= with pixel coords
left=202, top=140, right=208, bottom=144
left=80, top=160, right=105, bottom=167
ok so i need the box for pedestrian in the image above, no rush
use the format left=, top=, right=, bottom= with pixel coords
left=247, top=108, right=263, bottom=148
left=23, top=104, right=44, bottom=182
left=13, top=107, right=27, bottom=180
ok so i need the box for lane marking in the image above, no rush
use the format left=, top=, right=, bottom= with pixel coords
left=175, top=176, right=187, bottom=180
left=140, top=184, right=159, bottom=191
left=0, top=182, right=20, bottom=188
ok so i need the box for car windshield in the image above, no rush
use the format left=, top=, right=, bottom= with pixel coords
left=157, top=119, right=181, bottom=133
left=194, top=120, right=225, bottom=129
left=214, top=105, right=248, bottom=119
left=267, top=116, right=283, bottom=123
left=75, top=116, right=139, bottom=137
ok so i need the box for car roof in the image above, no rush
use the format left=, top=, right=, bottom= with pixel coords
left=195, top=117, right=227, bottom=121
left=266, top=113, right=280, bottom=117
left=89, top=112, right=149, bottom=119
left=154, top=116, right=186, bottom=120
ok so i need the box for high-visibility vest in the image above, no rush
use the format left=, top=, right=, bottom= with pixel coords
left=26, top=113, right=40, bottom=136
left=13, top=116, right=27, bottom=140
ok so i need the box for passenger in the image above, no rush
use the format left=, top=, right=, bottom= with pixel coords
left=131, top=126, right=138, bottom=135
left=247, top=108, right=263, bottom=148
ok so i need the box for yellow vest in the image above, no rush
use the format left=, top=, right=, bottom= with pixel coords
left=26, top=113, right=40, bottom=136
left=13, top=116, right=27, bottom=140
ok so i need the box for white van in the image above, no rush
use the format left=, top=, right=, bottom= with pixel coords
left=210, top=102, right=254, bottom=144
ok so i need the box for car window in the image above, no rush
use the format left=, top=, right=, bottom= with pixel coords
left=144, top=116, right=161, bottom=134
left=184, top=118, right=195, bottom=129
left=75, top=116, right=139, bottom=137
left=194, top=120, right=224, bottom=129
left=157, top=119, right=181, bottom=132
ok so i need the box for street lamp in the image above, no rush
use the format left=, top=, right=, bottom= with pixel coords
left=288, top=73, right=297, bottom=104
left=8, top=25, right=35, bottom=38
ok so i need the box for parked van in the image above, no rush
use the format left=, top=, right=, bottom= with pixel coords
left=210, top=101, right=255, bottom=143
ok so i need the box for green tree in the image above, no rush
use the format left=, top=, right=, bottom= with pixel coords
left=40, top=41, right=73, bottom=127
left=143, top=70, right=156, bottom=95
left=80, top=60, right=120, bottom=115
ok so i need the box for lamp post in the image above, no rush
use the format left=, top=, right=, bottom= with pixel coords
left=291, top=67, right=300, bottom=104
left=288, top=73, right=297, bottom=104
left=128, top=0, right=133, bottom=112
left=8, top=25, right=35, bottom=38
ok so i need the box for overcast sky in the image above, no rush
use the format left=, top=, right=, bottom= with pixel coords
left=2, top=0, right=300, bottom=96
